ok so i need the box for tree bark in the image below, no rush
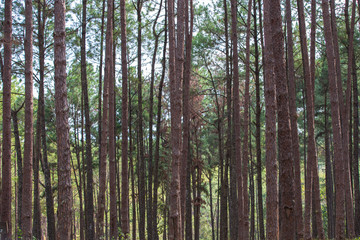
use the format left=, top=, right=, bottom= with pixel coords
left=21, top=0, right=34, bottom=237
left=12, top=106, right=23, bottom=238
left=1, top=0, right=13, bottom=237
left=270, top=0, right=296, bottom=238
left=353, top=0, right=360, bottom=234
left=120, top=0, right=129, bottom=237
left=136, top=1, right=146, bottom=239
left=241, top=1, right=252, bottom=239
left=254, top=1, right=264, bottom=238
left=263, top=0, right=278, bottom=239
left=108, top=0, right=116, bottom=237
left=96, top=0, right=112, bottom=236
left=324, top=92, right=335, bottom=239
left=230, top=0, right=243, bottom=238
left=286, top=0, right=304, bottom=238
left=38, top=2, right=56, bottom=238
left=153, top=2, right=167, bottom=238
left=222, top=0, right=230, bottom=238
left=321, top=1, right=345, bottom=238
left=80, top=0, right=95, bottom=237
left=54, top=0, right=72, bottom=237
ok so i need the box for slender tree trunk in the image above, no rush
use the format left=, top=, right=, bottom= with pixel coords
left=73, top=112, right=85, bottom=240
left=97, top=0, right=113, bottom=235
left=230, top=0, right=243, bottom=238
left=54, top=0, right=72, bottom=237
left=353, top=1, right=360, bottom=234
left=321, top=1, right=346, bottom=238
left=286, top=1, right=304, bottom=238
left=153, top=2, right=167, bottom=238
left=136, top=1, right=146, bottom=239
left=12, top=107, right=23, bottom=238
left=183, top=1, right=193, bottom=239
left=1, top=0, right=13, bottom=237
left=168, top=0, right=183, bottom=238
left=38, top=2, right=56, bottom=238
left=98, top=0, right=105, bottom=186
left=21, top=0, right=34, bottom=237
left=324, top=92, right=335, bottom=239
left=241, top=1, right=252, bottom=239
left=270, top=0, right=295, bottom=238
left=254, top=1, right=264, bottom=238
left=148, top=2, right=163, bottom=238
left=263, top=0, right=278, bottom=238
left=297, top=0, right=325, bottom=238
left=222, top=0, right=230, bottom=238
left=120, top=0, right=129, bottom=237
left=33, top=73, right=42, bottom=240
left=80, top=0, right=95, bottom=237
left=129, top=85, right=137, bottom=240
left=108, top=0, right=116, bottom=237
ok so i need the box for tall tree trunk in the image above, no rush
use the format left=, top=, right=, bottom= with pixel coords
left=12, top=106, right=23, bottom=238
left=344, top=1, right=357, bottom=238
left=184, top=1, right=193, bottom=239
left=136, top=1, right=146, bottom=239
left=183, top=0, right=193, bottom=238
left=353, top=0, right=360, bottom=234
left=120, top=0, right=129, bottom=237
left=98, top=0, right=105, bottom=186
left=21, top=0, right=34, bottom=237
left=321, top=1, right=346, bottom=238
left=286, top=0, right=304, bottom=238
left=1, top=0, right=13, bottom=237
left=38, top=2, right=56, bottom=238
left=73, top=113, right=85, bottom=240
left=54, top=0, right=72, bottom=237
left=270, top=0, right=295, bottom=238
left=241, top=1, right=252, bottom=239
left=176, top=0, right=185, bottom=236
left=129, top=85, right=137, bottom=240
left=329, top=2, right=355, bottom=236
left=222, top=0, right=230, bottom=238
left=153, top=2, right=167, bottom=238
left=148, top=2, right=163, bottom=238
left=230, top=0, right=243, bottom=238
left=97, top=0, right=112, bottom=235
left=297, top=0, right=325, bottom=238
left=108, top=0, right=116, bottom=237
left=263, top=0, right=278, bottom=238
left=324, top=92, right=335, bottom=239
left=254, top=1, right=264, bottom=238
left=80, top=0, right=95, bottom=237
left=33, top=116, right=42, bottom=239
left=168, top=0, right=184, bottom=238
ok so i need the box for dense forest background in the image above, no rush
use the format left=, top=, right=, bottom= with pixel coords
left=0, top=0, right=359, bottom=239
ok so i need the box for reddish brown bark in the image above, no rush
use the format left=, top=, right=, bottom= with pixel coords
left=21, top=0, right=34, bottom=238
left=286, top=0, right=303, bottom=238
left=297, top=0, right=324, bottom=238
left=321, top=0, right=345, bottom=238
left=342, top=0, right=356, bottom=237
left=241, top=1, right=252, bottom=239
left=168, top=0, right=183, bottom=238
left=1, top=0, right=13, bottom=238
left=182, top=0, right=193, bottom=237
left=263, top=0, right=278, bottom=239
left=54, top=0, right=72, bottom=238
left=107, top=0, right=116, bottom=237
left=96, top=0, right=112, bottom=235
left=270, top=0, right=295, bottom=238
left=120, top=0, right=129, bottom=237
left=230, top=0, right=243, bottom=238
